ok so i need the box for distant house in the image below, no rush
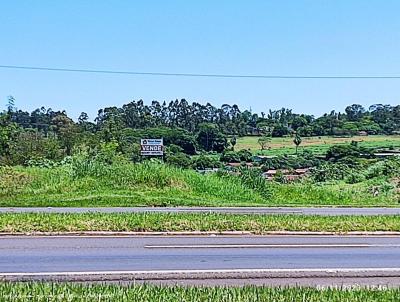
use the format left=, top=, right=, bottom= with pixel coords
left=196, top=168, right=219, bottom=174
left=226, top=162, right=255, bottom=169
left=374, top=153, right=400, bottom=158
left=226, top=163, right=241, bottom=168
left=262, top=169, right=277, bottom=177
left=262, top=168, right=309, bottom=181
left=294, top=168, right=310, bottom=175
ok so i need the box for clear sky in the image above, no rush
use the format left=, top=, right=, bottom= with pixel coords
left=1, top=0, right=400, bottom=120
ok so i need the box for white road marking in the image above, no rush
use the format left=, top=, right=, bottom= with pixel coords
left=2, top=268, right=400, bottom=277
left=144, top=244, right=400, bottom=249
left=1, top=234, right=400, bottom=238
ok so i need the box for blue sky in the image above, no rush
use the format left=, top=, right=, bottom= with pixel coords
left=1, top=0, right=400, bottom=120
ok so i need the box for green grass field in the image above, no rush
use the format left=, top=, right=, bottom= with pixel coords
left=1, top=161, right=399, bottom=207
left=1, top=213, right=400, bottom=233
left=0, top=283, right=399, bottom=302
left=236, top=135, right=400, bottom=155
left=1, top=162, right=399, bottom=207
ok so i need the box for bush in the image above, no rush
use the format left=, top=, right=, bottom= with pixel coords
left=237, top=167, right=272, bottom=199
left=26, top=158, right=58, bottom=169
left=365, top=158, right=400, bottom=179
left=345, top=171, right=365, bottom=184
left=311, top=163, right=351, bottom=182
left=166, top=153, right=191, bottom=168
left=237, top=149, right=253, bottom=162
left=326, top=144, right=372, bottom=161
left=192, top=155, right=222, bottom=170
left=220, top=151, right=241, bottom=163
left=262, top=154, right=320, bottom=170
left=0, top=166, right=32, bottom=193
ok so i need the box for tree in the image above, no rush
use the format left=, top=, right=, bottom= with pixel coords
left=293, top=132, right=302, bottom=155
left=258, top=135, right=271, bottom=151
left=192, top=154, right=222, bottom=170
left=271, top=124, right=289, bottom=137
left=0, top=98, right=19, bottom=162
left=230, top=136, right=237, bottom=151
left=345, top=104, right=365, bottom=122
left=51, top=114, right=78, bottom=155
left=8, top=130, right=61, bottom=165
left=196, top=123, right=227, bottom=152
left=166, top=152, right=191, bottom=168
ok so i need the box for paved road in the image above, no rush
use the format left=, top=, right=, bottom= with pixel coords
left=2, top=206, right=400, bottom=215
left=1, top=235, right=400, bottom=285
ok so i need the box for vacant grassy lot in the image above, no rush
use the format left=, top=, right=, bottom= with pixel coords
left=0, top=162, right=265, bottom=207
left=0, top=282, right=399, bottom=302
left=236, top=135, right=400, bottom=155
left=1, top=162, right=398, bottom=207
left=1, top=213, right=400, bottom=233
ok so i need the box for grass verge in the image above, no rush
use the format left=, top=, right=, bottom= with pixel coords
left=1, top=213, right=400, bottom=233
left=0, top=283, right=399, bottom=302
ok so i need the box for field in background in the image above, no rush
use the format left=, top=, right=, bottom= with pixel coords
left=236, top=135, right=400, bottom=155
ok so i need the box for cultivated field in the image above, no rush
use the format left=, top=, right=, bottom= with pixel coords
left=236, top=135, right=400, bottom=155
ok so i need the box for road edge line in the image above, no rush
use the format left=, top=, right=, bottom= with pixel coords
left=1, top=231, right=400, bottom=236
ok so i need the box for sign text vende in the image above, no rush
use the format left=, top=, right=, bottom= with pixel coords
left=140, top=138, right=164, bottom=156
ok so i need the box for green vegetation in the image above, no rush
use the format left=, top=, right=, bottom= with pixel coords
left=1, top=213, right=400, bottom=233
left=3, top=97, right=400, bottom=166
left=1, top=158, right=400, bottom=207
left=2, top=99, right=400, bottom=208
left=0, top=283, right=400, bottom=302
left=0, top=162, right=266, bottom=207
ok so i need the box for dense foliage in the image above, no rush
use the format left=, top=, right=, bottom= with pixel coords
left=2, top=97, right=400, bottom=165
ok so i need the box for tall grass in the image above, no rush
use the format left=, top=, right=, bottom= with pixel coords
left=1, top=160, right=398, bottom=207
left=0, top=162, right=266, bottom=206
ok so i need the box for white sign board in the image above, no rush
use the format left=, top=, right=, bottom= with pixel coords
left=141, top=138, right=164, bottom=156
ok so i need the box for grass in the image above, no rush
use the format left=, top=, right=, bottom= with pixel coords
left=0, top=162, right=266, bottom=207
left=1, top=161, right=399, bottom=207
left=0, top=283, right=400, bottom=302
left=1, top=212, right=400, bottom=233
left=236, top=135, right=400, bottom=155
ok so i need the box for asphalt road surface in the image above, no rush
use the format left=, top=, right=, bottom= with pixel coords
left=2, top=206, right=400, bottom=215
left=1, top=235, right=400, bottom=286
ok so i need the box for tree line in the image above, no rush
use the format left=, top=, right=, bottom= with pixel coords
left=1, top=96, right=400, bottom=165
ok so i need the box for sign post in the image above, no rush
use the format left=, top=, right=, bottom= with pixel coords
left=140, top=138, right=164, bottom=157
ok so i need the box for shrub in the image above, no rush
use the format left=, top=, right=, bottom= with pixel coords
left=192, top=155, right=222, bottom=170
left=326, top=144, right=372, bottom=161
left=220, top=151, right=241, bottom=163
left=311, top=163, right=351, bottom=182
left=237, top=149, right=253, bottom=162
left=0, top=166, right=32, bottom=194
left=166, top=153, right=191, bottom=168
left=345, top=171, right=365, bottom=184
left=26, top=158, right=58, bottom=169
left=238, top=167, right=272, bottom=199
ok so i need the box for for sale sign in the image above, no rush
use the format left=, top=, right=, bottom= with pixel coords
left=140, top=138, right=164, bottom=156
